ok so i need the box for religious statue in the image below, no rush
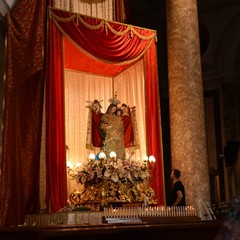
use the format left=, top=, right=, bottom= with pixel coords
left=100, top=103, right=126, bottom=159
left=86, top=99, right=103, bottom=148
left=121, top=103, right=139, bottom=149
left=86, top=95, right=139, bottom=159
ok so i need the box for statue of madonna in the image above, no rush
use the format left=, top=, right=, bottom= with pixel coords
left=86, top=96, right=139, bottom=160
left=100, top=103, right=125, bottom=159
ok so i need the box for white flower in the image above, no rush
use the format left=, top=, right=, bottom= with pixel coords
left=104, top=169, right=112, bottom=178
left=111, top=173, right=119, bottom=182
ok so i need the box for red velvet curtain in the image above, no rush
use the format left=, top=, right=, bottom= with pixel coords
left=48, top=8, right=165, bottom=206
left=145, top=43, right=165, bottom=204
left=45, top=21, right=67, bottom=212
left=0, top=0, right=46, bottom=226
left=50, top=9, right=154, bottom=62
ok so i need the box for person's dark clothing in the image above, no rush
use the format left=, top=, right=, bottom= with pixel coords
left=170, top=180, right=186, bottom=206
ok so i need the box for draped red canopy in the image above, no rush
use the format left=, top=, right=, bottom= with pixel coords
left=46, top=8, right=165, bottom=211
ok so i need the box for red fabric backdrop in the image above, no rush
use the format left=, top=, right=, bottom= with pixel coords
left=47, top=8, right=165, bottom=210
left=0, top=0, right=47, bottom=226
left=45, top=19, right=68, bottom=213
left=64, top=37, right=132, bottom=76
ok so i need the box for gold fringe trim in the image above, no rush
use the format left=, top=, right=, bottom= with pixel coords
left=48, top=7, right=157, bottom=40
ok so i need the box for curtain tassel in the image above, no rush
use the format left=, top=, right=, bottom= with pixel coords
left=130, top=27, right=133, bottom=38
left=76, top=15, right=79, bottom=26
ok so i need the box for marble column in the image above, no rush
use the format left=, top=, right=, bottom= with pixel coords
left=166, top=0, right=210, bottom=217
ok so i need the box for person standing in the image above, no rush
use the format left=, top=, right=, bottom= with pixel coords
left=170, top=169, right=186, bottom=206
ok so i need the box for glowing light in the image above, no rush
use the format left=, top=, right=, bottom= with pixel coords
left=99, top=152, right=106, bottom=159
left=110, top=151, right=117, bottom=159
left=149, top=155, right=156, bottom=163
left=142, top=155, right=148, bottom=162
left=88, top=153, right=95, bottom=160
left=75, top=162, right=81, bottom=168
left=67, top=161, right=73, bottom=169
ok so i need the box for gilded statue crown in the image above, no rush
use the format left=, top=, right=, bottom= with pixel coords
left=108, top=92, right=121, bottom=105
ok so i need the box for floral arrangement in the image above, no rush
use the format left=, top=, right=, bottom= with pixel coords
left=67, top=151, right=157, bottom=205
left=70, top=151, right=150, bottom=186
